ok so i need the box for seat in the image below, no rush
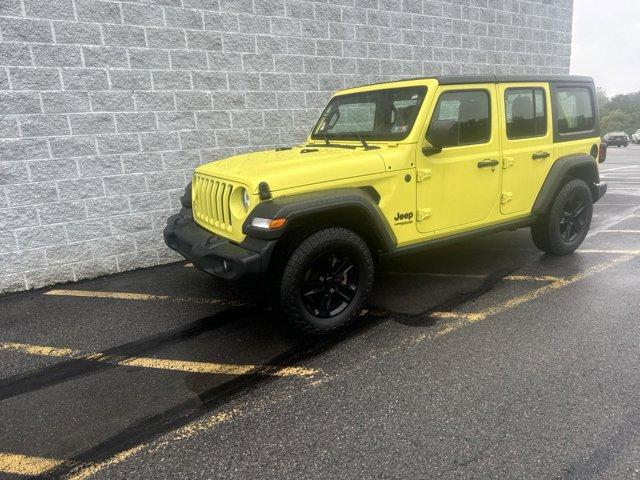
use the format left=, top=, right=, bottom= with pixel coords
left=457, top=96, right=489, bottom=144
left=509, top=95, right=534, bottom=138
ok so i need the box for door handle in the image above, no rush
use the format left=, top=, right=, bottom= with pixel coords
left=477, top=159, right=499, bottom=169
left=532, top=151, right=550, bottom=160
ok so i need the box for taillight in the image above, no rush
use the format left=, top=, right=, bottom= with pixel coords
left=598, top=142, right=607, bottom=163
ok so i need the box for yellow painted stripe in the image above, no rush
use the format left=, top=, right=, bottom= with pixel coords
left=432, top=253, right=637, bottom=322
left=0, top=452, right=64, bottom=476
left=64, top=409, right=240, bottom=480
left=44, top=289, right=231, bottom=306
left=0, top=342, right=82, bottom=358
left=115, top=357, right=317, bottom=378
left=57, top=252, right=640, bottom=479
left=430, top=311, right=484, bottom=321
left=382, top=272, right=562, bottom=282
left=503, top=274, right=564, bottom=282
left=0, top=342, right=318, bottom=378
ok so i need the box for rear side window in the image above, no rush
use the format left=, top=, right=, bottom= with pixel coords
left=556, top=87, right=595, bottom=134
left=426, top=90, right=491, bottom=148
left=505, top=88, right=547, bottom=139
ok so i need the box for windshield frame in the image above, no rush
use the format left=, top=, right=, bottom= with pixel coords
left=310, top=86, right=428, bottom=142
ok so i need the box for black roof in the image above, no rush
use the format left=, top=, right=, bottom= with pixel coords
left=339, top=75, right=594, bottom=93
left=435, top=74, right=594, bottom=85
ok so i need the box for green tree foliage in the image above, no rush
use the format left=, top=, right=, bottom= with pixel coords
left=598, top=89, right=640, bottom=136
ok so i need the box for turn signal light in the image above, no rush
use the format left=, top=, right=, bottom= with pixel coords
left=251, top=217, right=287, bottom=229
left=268, top=217, right=286, bottom=229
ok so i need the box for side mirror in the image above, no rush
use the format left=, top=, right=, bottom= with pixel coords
left=422, top=145, right=442, bottom=156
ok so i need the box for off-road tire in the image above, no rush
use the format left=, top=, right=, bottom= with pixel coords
left=531, top=178, right=593, bottom=256
left=277, top=227, right=374, bottom=335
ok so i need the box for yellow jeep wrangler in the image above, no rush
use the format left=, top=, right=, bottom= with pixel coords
left=165, top=75, right=607, bottom=334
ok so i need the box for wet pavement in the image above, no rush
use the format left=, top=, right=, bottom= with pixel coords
left=1, top=146, right=640, bottom=479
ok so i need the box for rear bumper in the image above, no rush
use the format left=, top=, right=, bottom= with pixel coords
left=163, top=209, right=275, bottom=280
left=593, top=182, right=607, bottom=203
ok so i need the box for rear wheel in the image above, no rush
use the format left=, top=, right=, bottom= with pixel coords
left=531, top=179, right=593, bottom=256
left=277, top=227, right=374, bottom=335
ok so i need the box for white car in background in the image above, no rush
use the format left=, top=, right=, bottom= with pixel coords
left=631, top=129, right=640, bottom=144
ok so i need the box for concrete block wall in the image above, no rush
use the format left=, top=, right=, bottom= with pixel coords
left=0, top=0, right=573, bottom=293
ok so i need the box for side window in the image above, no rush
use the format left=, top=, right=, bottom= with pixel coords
left=426, top=90, right=491, bottom=148
left=505, top=88, right=547, bottom=139
left=556, top=87, right=595, bottom=134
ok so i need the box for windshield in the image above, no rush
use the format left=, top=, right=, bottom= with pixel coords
left=311, top=86, right=427, bottom=142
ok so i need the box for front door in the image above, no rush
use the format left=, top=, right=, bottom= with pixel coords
left=498, top=83, right=554, bottom=214
left=416, top=84, right=501, bottom=234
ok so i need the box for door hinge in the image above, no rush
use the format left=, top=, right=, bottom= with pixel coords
left=416, top=169, right=432, bottom=182
left=501, top=192, right=513, bottom=204
left=417, top=208, right=432, bottom=221
left=503, top=157, right=514, bottom=169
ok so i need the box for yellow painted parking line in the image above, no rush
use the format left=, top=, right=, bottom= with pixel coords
left=0, top=342, right=318, bottom=378
left=116, top=357, right=317, bottom=378
left=382, top=272, right=563, bottom=282
left=44, top=289, right=231, bottom=306
left=65, top=444, right=146, bottom=480
left=431, top=311, right=484, bottom=321
left=0, top=452, right=64, bottom=476
left=0, top=342, right=81, bottom=358
left=503, top=274, right=564, bottom=282
left=55, top=252, right=640, bottom=479
left=432, top=253, right=637, bottom=322
left=64, top=410, right=241, bottom=480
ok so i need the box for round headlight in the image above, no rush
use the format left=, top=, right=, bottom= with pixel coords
left=241, top=188, right=250, bottom=211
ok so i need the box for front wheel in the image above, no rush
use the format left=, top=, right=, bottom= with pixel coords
left=531, top=179, right=593, bottom=256
left=277, top=227, right=374, bottom=335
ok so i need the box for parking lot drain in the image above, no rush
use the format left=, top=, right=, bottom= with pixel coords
left=0, top=452, right=64, bottom=476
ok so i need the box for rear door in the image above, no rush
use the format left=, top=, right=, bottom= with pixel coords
left=498, top=83, right=554, bottom=215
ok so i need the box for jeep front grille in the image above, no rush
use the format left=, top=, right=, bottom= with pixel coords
left=192, top=173, right=236, bottom=236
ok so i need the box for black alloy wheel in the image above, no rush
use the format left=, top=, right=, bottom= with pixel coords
left=530, top=178, right=593, bottom=256
left=277, top=227, right=374, bottom=335
left=300, top=251, right=359, bottom=318
left=559, top=196, right=588, bottom=243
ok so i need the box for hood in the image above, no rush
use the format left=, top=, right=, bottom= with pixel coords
left=195, top=146, right=387, bottom=193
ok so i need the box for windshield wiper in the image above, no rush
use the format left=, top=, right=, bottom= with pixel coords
left=356, top=134, right=379, bottom=150
left=322, top=133, right=331, bottom=146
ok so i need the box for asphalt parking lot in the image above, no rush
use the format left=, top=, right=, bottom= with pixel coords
left=2, top=146, right=640, bottom=479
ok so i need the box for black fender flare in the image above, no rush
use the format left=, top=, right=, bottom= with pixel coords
left=242, top=187, right=396, bottom=253
left=531, top=154, right=602, bottom=215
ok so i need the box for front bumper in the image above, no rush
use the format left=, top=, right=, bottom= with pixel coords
left=163, top=209, right=275, bottom=280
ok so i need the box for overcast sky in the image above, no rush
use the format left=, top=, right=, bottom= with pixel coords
left=571, top=0, right=640, bottom=96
